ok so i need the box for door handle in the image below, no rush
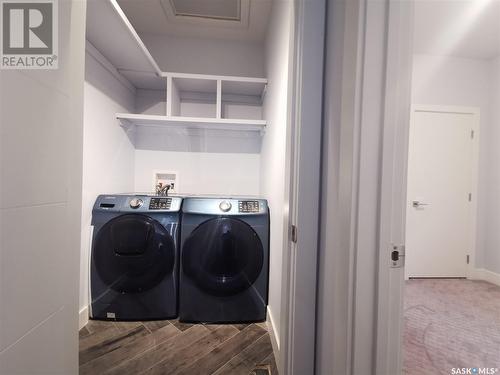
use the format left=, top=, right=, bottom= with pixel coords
left=412, top=200, right=429, bottom=208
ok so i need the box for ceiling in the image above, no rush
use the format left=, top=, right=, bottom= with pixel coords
left=413, top=0, right=500, bottom=60
left=117, top=0, right=272, bottom=42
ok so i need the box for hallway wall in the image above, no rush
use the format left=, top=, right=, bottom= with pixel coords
left=411, top=53, right=500, bottom=276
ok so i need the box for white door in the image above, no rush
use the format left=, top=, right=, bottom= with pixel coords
left=405, top=106, right=478, bottom=278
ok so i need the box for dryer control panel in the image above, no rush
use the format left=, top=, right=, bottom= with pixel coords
left=182, top=197, right=268, bottom=216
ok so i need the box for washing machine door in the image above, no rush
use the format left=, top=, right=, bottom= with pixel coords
left=93, top=214, right=176, bottom=293
left=182, top=217, right=264, bottom=297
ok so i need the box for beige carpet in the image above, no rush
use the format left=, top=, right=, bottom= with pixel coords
left=404, top=279, right=500, bottom=375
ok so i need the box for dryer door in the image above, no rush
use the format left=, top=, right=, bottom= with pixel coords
left=182, top=217, right=264, bottom=297
left=93, top=214, right=176, bottom=293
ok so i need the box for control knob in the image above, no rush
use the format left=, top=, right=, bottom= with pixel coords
left=219, top=201, right=232, bottom=212
left=129, top=198, right=143, bottom=209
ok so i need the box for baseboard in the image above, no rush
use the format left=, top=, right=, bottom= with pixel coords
left=266, top=306, right=280, bottom=369
left=472, top=268, right=500, bottom=287
left=79, top=306, right=89, bottom=330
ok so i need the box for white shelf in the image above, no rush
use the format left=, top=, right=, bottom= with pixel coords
left=117, top=113, right=266, bottom=133
left=86, top=1, right=269, bottom=94
left=86, top=0, right=164, bottom=89
left=162, top=72, right=267, bottom=97
left=91, top=1, right=268, bottom=140
left=165, top=73, right=267, bottom=121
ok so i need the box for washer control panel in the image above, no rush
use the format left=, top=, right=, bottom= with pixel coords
left=239, top=200, right=260, bottom=213
left=149, top=197, right=172, bottom=210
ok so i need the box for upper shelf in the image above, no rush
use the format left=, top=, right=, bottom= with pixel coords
left=117, top=113, right=266, bottom=133
left=89, top=0, right=267, bottom=139
left=163, top=72, right=267, bottom=97
left=86, top=0, right=165, bottom=89
left=86, top=0, right=268, bottom=93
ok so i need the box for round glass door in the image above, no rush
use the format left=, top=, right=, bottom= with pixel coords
left=93, top=214, right=175, bottom=293
left=182, top=217, right=264, bottom=297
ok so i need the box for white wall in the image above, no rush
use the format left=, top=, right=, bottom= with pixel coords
left=412, top=54, right=490, bottom=107
left=79, top=46, right=136, bottom=326
left=142, top=34, right=265, bottom=77
left=136, top=89, right=165, bottom=115
left=260, top=0, right=292, bottom=350
left=0, top=1, right=86, bottom=373
left=134, top=150, right=260, bottom=196
left=411, top=53, right=492, bottom=272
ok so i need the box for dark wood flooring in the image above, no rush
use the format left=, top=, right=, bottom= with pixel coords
left=79, top=319, right=277, bottom=375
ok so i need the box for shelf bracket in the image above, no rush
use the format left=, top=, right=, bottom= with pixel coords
left=260, top=84, right=268, bottom=104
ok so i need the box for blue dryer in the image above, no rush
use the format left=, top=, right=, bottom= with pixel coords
left=90, top=194, right=182, bottom=321
left=179, top=197, right=269, bottom=323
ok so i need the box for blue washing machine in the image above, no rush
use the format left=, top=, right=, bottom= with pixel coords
left=179, top=197, right=269, bottom=323
left=90, top=194, right=182, bottom=321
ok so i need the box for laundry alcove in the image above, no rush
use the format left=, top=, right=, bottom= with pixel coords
left=81, top=0, right=293, bottom=371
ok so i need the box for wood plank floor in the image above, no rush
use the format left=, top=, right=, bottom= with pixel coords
left=79, top=319, right=277, bottom=375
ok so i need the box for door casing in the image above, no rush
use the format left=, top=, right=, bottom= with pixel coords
left=285, top=1, right=418, bottom=374
left=279, top=0, right=325, bottom=374
left=316, top=0, right=416, bottom=374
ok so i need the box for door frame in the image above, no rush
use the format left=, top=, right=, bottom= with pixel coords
left=315, top=0, right=415, bottom=374
left=375, top=1, right=414, bottom=373
left=407, top=104, right=480, bottom=280
left=279, top=0, right=326, bottom=374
